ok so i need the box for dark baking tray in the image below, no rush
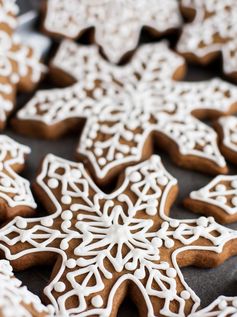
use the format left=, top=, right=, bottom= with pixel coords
left=4, top=1, right=237, bottom=315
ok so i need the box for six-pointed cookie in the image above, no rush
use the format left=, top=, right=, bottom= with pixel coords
left=42, top=0, right=182, bottom=63
left=0, top=0, right=45, bottom=130
left=0, top=259, right=53, bottom=317
left=14, top=40, right=237, bottom=184
left=0, top=154, right=237, bottom=316
left=177, top=0, right=237, bottom=80
left=0, top=135, right=36, bottom=224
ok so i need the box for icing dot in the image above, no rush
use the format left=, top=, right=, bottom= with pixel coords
left=181, top=290, right=190, bottom=300
left=66, top=259, right=77, bottom=269
left=95, top=148, right=103, bottom=156
left=71, top=169, right=81, bottom=179
left=215, top=184, right=226, bottom=192
left=129, top=171, right=142, bottom=183
left=54, top=282, right=66, bottom=293
left=158, top=176, right=168, bottom=186
left=165, top=239, right=174, bottom=248
left=216, top=196, right=227, bottom=204
left=91, top=295, right=103, bottom=308
left=151, top=237, right=162, bottom=248
left=197, top=217, right=208, bottom=227
left=146, top=206, right=157, bottom=216
left=60, top=239, right=69, bottom=250
left=166, top=268, right=177, bottom=278
left=170, top=219, right=179, bottom=228
left=98, top=157, right=106, bottom=166
left=40, top=218, right=54, bottom=227
left=232, top=197, right=237, bottom=206
left=61, top=195, right=72, bottom=205
left=16, top=218, right=27, bottom=229
left=0, top=178, right=11, bottom=187
left=231, top=180, right=237, bottom=189
left=203, top=145, right=214, bottom=154
left=61, top=210, right=73, bottom=220
left=48, top=178, right=59, bottom=189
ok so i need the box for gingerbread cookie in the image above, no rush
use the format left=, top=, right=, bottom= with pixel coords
left=0, top=154, right=237, bottom=316
left=0, top=260, right=53, bottom=317
left=0, top=135, right=36, bottom=223
left=0, top=0, right=45, bottom=130
left=14, top=40, right=237, bottom=185
left=184, top=175, right=237, bottom=224
left=214, top=116, right=237, bottom=165
left=41, top=0, right=181, bottom=64
left=189, top=296, right=237, bottom=317
left=177, top=0, right=237, bottom=80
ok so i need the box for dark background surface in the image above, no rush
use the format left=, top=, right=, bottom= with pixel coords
left=4, top=0, right=237, bottom=315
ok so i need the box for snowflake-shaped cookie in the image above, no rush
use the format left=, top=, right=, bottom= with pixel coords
left=185, top=174, right=237, bottom=224
left=0, top=260, right=53, bottom=317
left=177, top=0, right=237, bottom=80
left=42, top=0, right=182, bottom=63
left=0, top=135, right=36, bottom=223
left=0, top=0, right=45, bottom=129
left=0, top=154, right=237, bottom=316
left=215, top=116, right=237, bottom=165
left=14, top=40, right=237, bottom=184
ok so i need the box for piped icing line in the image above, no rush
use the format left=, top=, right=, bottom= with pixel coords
left=189, top=175, right=237, bottom=215
left=0, top=135, right=36, bottom=210
left=177, top=0, right=237, bottom=77
left=0, top=154, right=237, bottom=316
left=188, top=296, right=237, bottom=317
left=0, top=0, right=45, bottom=128
left=43, top=0, right=182, bottom=63
left=0, top=260, right=54, bottom=317
left=218, top=116, right=237, bottom=153
left=16, top=40, right=237, bottom=181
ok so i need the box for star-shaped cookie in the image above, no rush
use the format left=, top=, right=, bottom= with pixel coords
left=0, top=154, right=236, bottom=316
left=14, top=40, right=237, bottom=185
left=0, top=135, right=36, bottom=223
left=0, top=260, right=53, bottom=317
left=0, top=0, right=45, bottom=130
left=177, top=0, right=237, bottom=80
left=42, top=0, right=182, bottom=63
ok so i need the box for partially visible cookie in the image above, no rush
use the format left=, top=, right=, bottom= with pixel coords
left=14, top=40, right=237, bottom=185
left=184, top=174, right=237, bottom=223
left=0, top=0, right=45, bottom=130
left=42, top=0, right=182, bottom=63
left=0, top=154, right=237, bottom=316
left=0, top=135, right=36, bottom=223
left=214, top=116, right=237, bottom=165
left=177, top=0, right=237, bottom=80
left=0, top=260, right=53, bottom=317
left=189, top=295, right=237, bottom=317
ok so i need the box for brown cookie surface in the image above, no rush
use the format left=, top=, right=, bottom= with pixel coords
left=0, top=154, right=237, bottom=316
left=13, top=40, right=237, bottom=185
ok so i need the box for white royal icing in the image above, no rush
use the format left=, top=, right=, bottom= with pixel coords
left=0, top=153, right=236, bottom=316
left=218, top=116, right=237, bottom=154
left=0, top=135, right=36, bottom=210
left=17, top=40, right=237, bottom=180
left=190, top=174, right=237, bottom=215
left=189, top=295, right=237, bottom=317
left=0, top=260, right=54, bottom=317
left=0, top=0, right=44, bottom=126
left=43, top=0, right=182, bottom=63
left=178, top=0, right=237, bottom=76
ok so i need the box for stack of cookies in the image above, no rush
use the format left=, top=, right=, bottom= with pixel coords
left=1, top=1, right=237, bottom=316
